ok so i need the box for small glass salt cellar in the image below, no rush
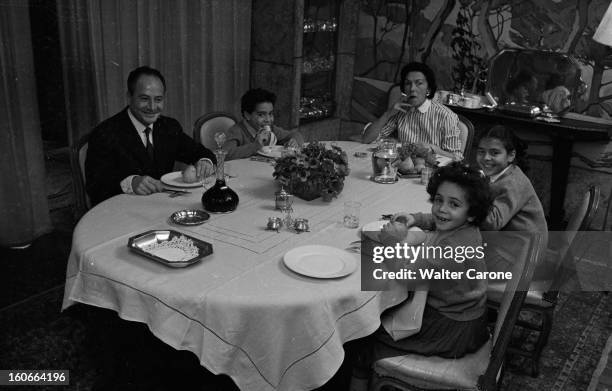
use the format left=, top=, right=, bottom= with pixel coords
left=293, top=218, right=310, bottom=233
left=266, top=217, right=283, bottom=232
left=275, top=188, right=293, bottom=210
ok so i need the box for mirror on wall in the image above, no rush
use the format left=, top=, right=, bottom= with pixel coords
left=486, top=49, right=584, bottom=113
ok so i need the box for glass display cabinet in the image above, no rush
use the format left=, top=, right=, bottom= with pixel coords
left=251, top=0, right=359, bottom=138
left=299, top=0, right=339, bottom=123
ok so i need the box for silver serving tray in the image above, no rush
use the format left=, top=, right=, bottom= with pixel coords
left=170, top=209, right=210, bottom=226
left=497, top=103, right=542, bottom=118
left=127, top=230, right=213, bottom=268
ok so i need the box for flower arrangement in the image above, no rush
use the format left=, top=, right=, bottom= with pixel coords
left=396, top=143, right=438, bottom=174
left=273, top=141, right=350, bottom=201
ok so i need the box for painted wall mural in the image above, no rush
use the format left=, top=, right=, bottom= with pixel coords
left=352, top=0, right=612, bottom=121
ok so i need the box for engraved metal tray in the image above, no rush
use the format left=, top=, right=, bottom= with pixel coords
left=127, top=230, right=213, bottom=268
left=170, top=209, right=210, bottom=226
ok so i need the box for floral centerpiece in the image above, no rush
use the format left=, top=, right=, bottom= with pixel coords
left=397, top=143, right=438, bottom=175
left=273, top=141, right=350, bottom=201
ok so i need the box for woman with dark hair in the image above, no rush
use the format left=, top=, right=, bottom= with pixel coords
left=362, top=62, right=463, bottom=160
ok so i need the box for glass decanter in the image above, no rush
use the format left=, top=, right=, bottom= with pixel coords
left=201, top=133, right=239, bottom=213
left=372, top=139, right=399, bottom=184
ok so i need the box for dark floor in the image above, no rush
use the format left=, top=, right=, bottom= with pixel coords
left=2, top=146, right=611, bottom=390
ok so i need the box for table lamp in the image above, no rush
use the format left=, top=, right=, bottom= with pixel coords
left=593, top=2, right=612, bottom=47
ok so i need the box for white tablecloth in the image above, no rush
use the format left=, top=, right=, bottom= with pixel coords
left=62, top=141, right=431, bottom=390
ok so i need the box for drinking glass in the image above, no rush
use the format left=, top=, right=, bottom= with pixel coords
left=343, top=201, right=361, bottom=229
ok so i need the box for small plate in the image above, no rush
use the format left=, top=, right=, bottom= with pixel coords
left=161, top=171, right=204, bottom=188
left=370, top=175, right=399, bottom=183
left=170, top=209, right=210, bottom=226
left=361, top=220, right=387, bottom=241
left=128, top=230, right=213, bottom=268
left=283, top=245, right=357, bottom=279
left=258, top=145, right=284, bottom=159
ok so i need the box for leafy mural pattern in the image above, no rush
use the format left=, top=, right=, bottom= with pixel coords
left=354, top=0, right=611, bottom=117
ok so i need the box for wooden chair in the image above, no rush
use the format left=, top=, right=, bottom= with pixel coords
left=193, top=112, right=237, bottom=150
left=600, top=188, right=612, bottom=294
left=369, top=234, right=544, bottom=391
left=457, top=114, right=474, bottom=160
left=487, top=184, right=601, bottom=377
left=69, top=133, right=91, bottom=217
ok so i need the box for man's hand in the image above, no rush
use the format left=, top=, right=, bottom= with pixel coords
left=390, top=212, right=416, bottom=227
left=195, top=159, right=215, bottom=180
left=131, top=175, right=163, bottom=195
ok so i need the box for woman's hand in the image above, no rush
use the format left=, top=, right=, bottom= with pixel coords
left=390, top=212, right=416, bottom=227
left=392, top=101, right=412, bottom=113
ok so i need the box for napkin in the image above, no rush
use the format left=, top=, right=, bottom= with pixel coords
left=381, top=283, right=428, bottom=341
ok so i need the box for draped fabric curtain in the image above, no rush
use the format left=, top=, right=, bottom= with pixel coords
left=0, top=2, right=52, bottom=246
left=57, top=0, right=251, bottom=145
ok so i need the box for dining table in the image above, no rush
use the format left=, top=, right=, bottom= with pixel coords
left=62, top=141, right=432, bottom=391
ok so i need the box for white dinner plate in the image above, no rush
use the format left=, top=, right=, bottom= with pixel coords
left=258, top=145, right=284, bottom=159
left=283, top=245, right=357, bottom=279
left=160, top=171, right=204, bottom=188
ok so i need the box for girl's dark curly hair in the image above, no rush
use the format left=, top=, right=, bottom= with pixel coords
left=478, top=125, right=529, bottom=173
left=426, top=162, right=493, bottom=225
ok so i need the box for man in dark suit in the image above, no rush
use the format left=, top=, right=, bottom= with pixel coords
left=85, top=66, right=216, bottom=205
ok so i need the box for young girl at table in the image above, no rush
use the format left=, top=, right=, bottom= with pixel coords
left=374, top=162, right=494, bottom=359
left=393, top=125, right=548, bottom=273
left=475, top=125, right=548, bottom=273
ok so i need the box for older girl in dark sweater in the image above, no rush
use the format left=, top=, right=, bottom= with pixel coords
left=476, top=125, right=548, bottom=272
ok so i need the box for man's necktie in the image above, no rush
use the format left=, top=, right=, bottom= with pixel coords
left=144, top=126, right=154, bottom=161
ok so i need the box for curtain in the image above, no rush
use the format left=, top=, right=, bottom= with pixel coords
left=57, top=0, right=251, bottom=145
left=0, top=2, right=52, bottom=246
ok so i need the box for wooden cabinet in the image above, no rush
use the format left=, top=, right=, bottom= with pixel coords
left=251, top=0, right=359, bottom=140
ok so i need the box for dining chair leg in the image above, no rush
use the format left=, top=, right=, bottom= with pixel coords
left=529, top=309, right=553, bottom=377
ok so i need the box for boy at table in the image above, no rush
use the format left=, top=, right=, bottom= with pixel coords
left=223, top=88, right=304, bottom=160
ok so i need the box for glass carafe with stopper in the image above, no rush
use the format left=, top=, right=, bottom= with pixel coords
left=372, top=139, right=399, bottom=184
left=201, top=133, right=239, bottom=213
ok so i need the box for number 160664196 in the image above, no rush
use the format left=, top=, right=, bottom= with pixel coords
left=0, top=370, right=69, bottom=385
